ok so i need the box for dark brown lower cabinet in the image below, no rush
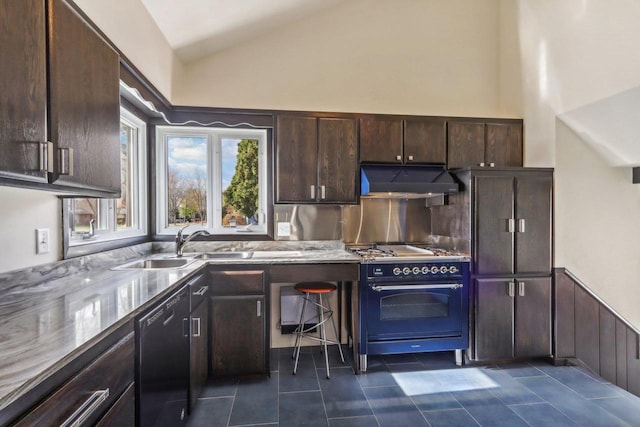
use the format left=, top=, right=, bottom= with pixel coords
left=474, top=277, right=551, bottom=361
left=14, top=332, right=134, bottom=426
left=209, top=269, right=267, bottom=376
left=190, top=300, right=209, bottom=410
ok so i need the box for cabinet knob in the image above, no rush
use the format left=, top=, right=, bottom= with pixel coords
left=407, top=155, right=414, bottom=161
left=396, top=155, right=402, bottom=161
left=479, top=162, right=485, bottom=167
left=517, top=218, right=526, bottom=233
left=489, top=162, right=495, bottom=167
left=507, top=218, right=516, bottom=233
left=518, top=281, right=526, bottom=297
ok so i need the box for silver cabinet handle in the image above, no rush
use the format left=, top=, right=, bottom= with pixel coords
left=61, top=388, right=110, bottom=427
left=40, top=142, right=54, bottom=172
left=320, top=185, right=326, bottom=199
left=396, top=155, right=402, bottom=161
left=489, top=162, right=495, bottom=167
left=518, top=219, right=526, bottom=233
left=508, top=281, right=515, bottom=297
left=193, top=286, right=208, bottom=296
left=192, top=317, right=201, bottom=337
left=518, top=281, right=525, bottom=297
left=507, top=218, right=516, bottom=233
left=310, top=185, right=316, bottom=199
left=59, top=147, right=74, bottom=176
left=479, top=162, right=485, bottom=167
left=407, top=155, right=414, bottom=161
left=256, top=300, right=262, bottom=317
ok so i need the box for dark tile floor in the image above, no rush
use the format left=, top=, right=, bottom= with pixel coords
left=187, top=347, right=640, bottom=427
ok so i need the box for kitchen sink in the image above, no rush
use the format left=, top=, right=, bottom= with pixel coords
left=114, top=257, right=196, bottom=270
left=193, top=252, right=253, bottom=260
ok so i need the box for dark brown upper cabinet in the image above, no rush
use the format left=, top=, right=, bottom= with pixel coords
left=0, top=0, right=121, bottom=197
left=0, top=0, right=48, bottom=184
left=472, top=169, right=553, bottom=276
left=359, top=117, right=446, bottom=164
left=276, top=115, right=357, bottom=204
left=447, top=120, right=523, bottom=169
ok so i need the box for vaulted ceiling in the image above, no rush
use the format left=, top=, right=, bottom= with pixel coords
left=140, top=0, right=345, bottom=62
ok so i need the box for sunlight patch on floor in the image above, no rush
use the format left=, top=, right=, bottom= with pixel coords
left=392, top=368, right=499, bottom=396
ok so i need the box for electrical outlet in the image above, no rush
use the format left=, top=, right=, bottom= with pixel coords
left=277, top=222, right=291, bottom=237
left=36, top=228, right=50, bottom=254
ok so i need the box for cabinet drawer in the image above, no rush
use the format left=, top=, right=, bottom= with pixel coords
left=209, top=270, right=265, bottom=295
left=95, top=382, right=135, bottom=427
left=15, top=332, right=134, bottom=427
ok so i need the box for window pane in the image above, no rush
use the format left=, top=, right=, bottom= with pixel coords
left=166, top=136, right=208, bottom=227
left=221, top=139, right=259, bottom=227
left=69, top=198, right=109, bottom=237
left=118, top=122, right=134, bottom=230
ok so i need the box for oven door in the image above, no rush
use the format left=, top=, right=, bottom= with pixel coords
left=365, top=280, right=468, bottom=340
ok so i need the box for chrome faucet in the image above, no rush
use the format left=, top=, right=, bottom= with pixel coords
left=175, top=225, right=211, bottom=257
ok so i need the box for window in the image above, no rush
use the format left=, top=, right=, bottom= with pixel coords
left=156, top=126, right=268, bottom=236
left=64, top=108, right=147, bottom=246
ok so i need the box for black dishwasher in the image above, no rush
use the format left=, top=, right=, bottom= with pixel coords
left=137, top=284, right=190, bottom=427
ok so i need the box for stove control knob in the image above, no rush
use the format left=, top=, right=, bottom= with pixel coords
left=449, top=266, right=459, bottom=273
left=412, top=267, right=420, bottom=275
left=431, top=266, right=439, bottom=273
left=440, top=266, right=448, bottom=273
left=421, top=266, right=429, bottom=274
left=393, top=267, right=402, bottom=276
left=403, top=267, right=411, bottom=275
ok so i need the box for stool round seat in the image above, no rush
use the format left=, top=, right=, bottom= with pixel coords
left=294, top=282, right=336, bottom=294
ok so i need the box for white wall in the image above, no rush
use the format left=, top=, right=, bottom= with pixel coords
left=175, top=0, right=516, bottom=118
left=517, top=0, right=640, bottom=326
left=74, top=0, right=180, bottom=101
left=0, top=187, right=61, bottom=273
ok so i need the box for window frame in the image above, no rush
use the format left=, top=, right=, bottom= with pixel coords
left=62, top=107, right=148, bottom=258
left=155, top=125, right=269, bottom=237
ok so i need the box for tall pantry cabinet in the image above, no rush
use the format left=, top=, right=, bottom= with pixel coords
left=434, top=167, right=553, bottom=362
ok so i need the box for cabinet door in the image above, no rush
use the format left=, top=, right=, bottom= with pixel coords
left=475, top=279, right=514, bottom=360
left=359, top=117, right=403, bottom=163
left=514, top=277, right=552, bottom=358
left=447, top=121, right=484, bottom=169
left=0, top=0, right=48, bottom=182
left=514, top=173, right=552, bottom=274
left=474, top=175, right=514, bottom=275
left=190, top=301, right=208, bottom=411
left=318, top=118, right=357, bottom=203
left=210, top=296, right=266, bottom=376
left=485, top=122, right=523, bottom=167
left=403, top=118, right=446, bottom=164
left=48, top=0, right=121, bottom=194
left=275, top=115, right=318, bottom=202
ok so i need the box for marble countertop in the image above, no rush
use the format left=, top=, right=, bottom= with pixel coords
left=0, top=244, right=360, bottom=413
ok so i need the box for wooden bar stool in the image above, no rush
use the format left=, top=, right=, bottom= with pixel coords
left=292, top=281, right=345, bottom=378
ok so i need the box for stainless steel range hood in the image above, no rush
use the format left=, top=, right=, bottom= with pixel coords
left=360, top=165, right=459, bottom=199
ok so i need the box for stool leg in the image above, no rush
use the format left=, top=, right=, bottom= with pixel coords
left=293, top=292, right=309, bottom=374
left=326, top=297, right=345, bottom=364
left=318, top=293, right=330, bottom=379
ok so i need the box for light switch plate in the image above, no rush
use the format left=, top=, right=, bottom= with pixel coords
left=36, top=228, right=50, bottom=254
left=277, top=222, right=291, bottom=237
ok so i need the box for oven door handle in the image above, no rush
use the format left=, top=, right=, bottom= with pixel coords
left=370, top=283, right=464, bottom=291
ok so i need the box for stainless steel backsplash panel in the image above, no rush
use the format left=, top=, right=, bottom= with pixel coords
left=342, top=199, right=431, bottom=245
left=273, top=205, right=343, bottom=241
